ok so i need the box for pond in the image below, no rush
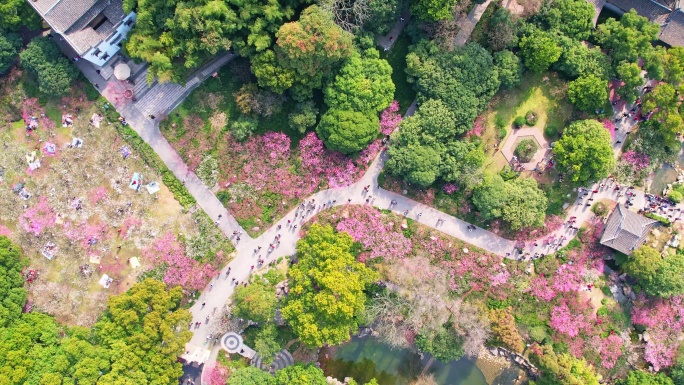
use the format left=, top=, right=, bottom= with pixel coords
left=650, top=148, right=684, bottom=195
left=320, top=337, right=489, bottom=385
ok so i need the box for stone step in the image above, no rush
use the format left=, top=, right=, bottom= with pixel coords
left=98, top=55, right=121, bottom=80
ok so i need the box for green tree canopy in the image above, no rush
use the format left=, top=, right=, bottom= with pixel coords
left=532, top=345, right=600, bottom=385
left=472, top=174, right=548, bottom=230
left=485, top=8, right=519, bottom=52
left=519, top=29, right=562, bottom=73
left=615, top=62, right=644, bottom=103
left=552, top=35, right=612, bottom=80
left=494, top=50, right=522, bottom=89
left=316, top=108, right=379, bottom=154
left=124, top=0, right=296, bottom=81
left=0, top=0, right=40, bottom=31
left=227, top=366, right=276, bottom=385
left=282, top=224, right=378, bottom=347
left=617, top=370, right=674, bottom=385
left=415, top=325, right=465, bottom=362
left=232, top=279, right=278, bottom=324
left=274, top=364, right=328, bottom=385
left=553, top=120, right=615, bottom=184
left=594, top=10, right=660, bottom=64
left=411, top=0, right=455, bottom=21
left=385, top=100, right=485, bottom=187
left=93, top=279, right=192, bottom=383
left=406, top=40, right=500, bottom=133
left=0, top=31, right=20, bottom=75
left=544, top=0, right=594, bottom=40
left=324, top=48, right=394, bottom=114
left=270, top=5, right=355, bottom=98
left=0, top=236, right=28, bottom=327
left=625, top=246, right=684, bottom=298
left=567, top=74, right=608, bottom=112
left=19, top=37, right=79, bottom=96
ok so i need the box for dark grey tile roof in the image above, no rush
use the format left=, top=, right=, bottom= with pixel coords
left=607, top=0, right=673, bottom=24
left=586, top=0, right=608, bottom=25
left=45, top=0, right=100, bottom=32
left=600, top=204, right=657, bottom=255
left=660, top=9, right=684, bottom=47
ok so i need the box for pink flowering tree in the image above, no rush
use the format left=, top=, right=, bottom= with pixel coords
left=204, top=363, right=229, bottom=385
left=621, top=150, right=649, bottom=171
left=632, top=295, right=684, bottom=371
left=602, top=119, right=616, bottom=140
left=442, top=183, right=458, bottom=195
left=598, top=334, right=623, bottom=369
left=88, top=186, right=109, bottom=204
left=0, top=225, right=11, bottom=237
left=20, top=197, right=57, bottom=236
left=529, top=276, right=556, bottom=301
left=552, top=263, right=585, bottom=293
left=143, top=232, right=218, bottom=291
left=550, top=299, right=591, bottom=338
left=466, top=115, right=485, bottom=138
left=299, top=132, right=359, bottom=188
left=336, top=206, right=412, bottom=262
left=379, top=100, right=401, bottom=135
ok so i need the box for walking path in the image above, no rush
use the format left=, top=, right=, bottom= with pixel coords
left=58, top=26, right=666, bottom=378
left=454, top=0, right=494, bottom=47
left=376, top=11, right=411, bottom=51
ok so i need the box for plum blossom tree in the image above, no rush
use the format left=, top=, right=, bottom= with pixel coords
left=19, top=196, right=56, bottom=236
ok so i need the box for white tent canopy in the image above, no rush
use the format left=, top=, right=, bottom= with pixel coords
left=114, top=63, right=131, bottom=80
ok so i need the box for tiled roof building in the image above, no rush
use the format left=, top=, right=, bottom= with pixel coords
left=26, top=0, right=136, bottom=66
left=600, top=204, right=658, bottom=255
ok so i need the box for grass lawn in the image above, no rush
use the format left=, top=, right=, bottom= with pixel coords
left=380, top=33, right=416, bottom=115
left=481, top=71, right=572, bottom=175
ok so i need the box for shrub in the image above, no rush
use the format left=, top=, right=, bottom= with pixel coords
left=513, top=116, right=526, bottom=128
left=544, top=123, right=559, bottom=139
left=216, top=190, right=231, bottom=205
left=514, top=138, right=538, bottom=162
left=497, top=126, right=507, bottom=141
left=525, top=111, right=538, bottom=126
left=644, top=212, right=671, bottom=226
left=529, top=326, right=547, bottom=343
left=230, top=117, right=259, bottom=142
left=494, top=114, right=507, bottom=129
left=669, top=190, right=683, bottom=204
left=591, top=201, right=608, bottom=217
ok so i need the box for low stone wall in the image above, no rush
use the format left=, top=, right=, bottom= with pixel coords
left=486, top=346, right=540, bottom=378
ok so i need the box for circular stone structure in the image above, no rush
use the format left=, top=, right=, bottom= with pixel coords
left=221, top=332, right=243, bottom=353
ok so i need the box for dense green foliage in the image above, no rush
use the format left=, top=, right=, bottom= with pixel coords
left=553, top=120, right=615, bottom=184
left=282, top=224, right=378, bottom=347
left=0, top=238, right=191, bottom=385
left=411, top=0, right=455, bottom=21
left=324, top=49, right=394, bottom=114
left=514, top=138, right=538, bottom=163
left=519, top=29, right=562, bottom=73
left=253, top=5, right=354, bottom=99
left=415, top=325, right=465, bottom=362
left=386, top=99, right=485, bottom=187
left=123, top=0, right=296, bottom=82
left=0, top=31, right=20, bottom=75
left=531, top=345, right=600, bottom=385
left=595, top=10, right=660, bottom=65
left=615, top=62, right=644, bottom=103
left=552, top=36, right=611, bottom=80
left=232, top=279, right=278, bottom=324
left=20, top=37, right=79, bottom=96
left=543, top=0, right=594, bottom=40
left=316, top=108, right=379, bottom=154
left=567, top=74, right=608, bottom=112
left=0, top=0, right=40, bottom=31
left=485, top=8, right=519, bottom=52
left=494, top=50, right=522, bottom=89
left=625, top=246, right=684, bottom=298
left=617, top=371, right=674, bottom=385
left=0, top=237, right=28, bottom=328
left=227, top=366, right=276, bottom=385
left=406, top=40, right=500, bottom=133
left=472, top=174, right=548, bottom=230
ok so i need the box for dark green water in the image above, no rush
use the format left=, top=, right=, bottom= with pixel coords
left=321, top=337, right=488, bottom=385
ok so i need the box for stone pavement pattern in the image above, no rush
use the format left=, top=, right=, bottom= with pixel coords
left=500, top=127, right=550, bottom=170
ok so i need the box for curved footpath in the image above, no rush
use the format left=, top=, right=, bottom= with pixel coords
left=70, top=49, right=666, bottom=374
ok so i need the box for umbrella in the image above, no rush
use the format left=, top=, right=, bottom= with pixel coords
left=114, top=63, right=131, bottom=80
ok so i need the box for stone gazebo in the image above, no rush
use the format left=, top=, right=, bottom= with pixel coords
left=500, top=128, right=550, bottom=171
